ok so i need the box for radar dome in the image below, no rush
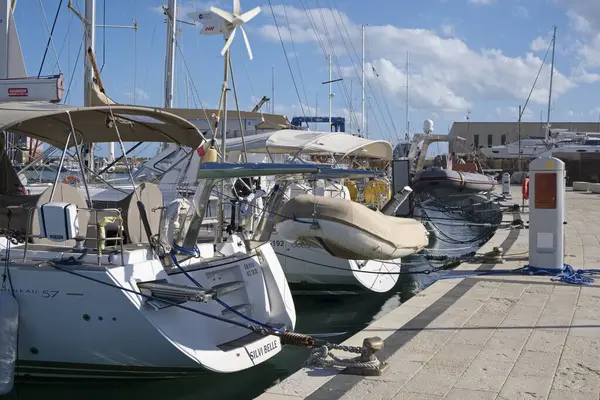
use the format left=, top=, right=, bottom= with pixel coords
left=423, top=119, right=434, bottom=134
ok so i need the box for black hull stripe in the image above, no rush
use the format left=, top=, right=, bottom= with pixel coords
left=16, top=360, right=207, bottom=379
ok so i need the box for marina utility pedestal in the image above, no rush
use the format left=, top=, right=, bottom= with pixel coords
left=501, top=172, right=510, bottom=196
left=528, top=157, right=565, bottom=270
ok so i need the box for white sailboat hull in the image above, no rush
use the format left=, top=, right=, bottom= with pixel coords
left=1, top=239, right=295, bottom=378
left=270, top=233, right=402, bottom=294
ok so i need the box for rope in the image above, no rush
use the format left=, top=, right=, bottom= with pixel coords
left=523, top=264, right=598, bottom=285
left=266, top=0, right=309, bottom=120
left=437, top=264, right=599, bottom=286
left=168, top=251, right=284, bottom=333
left=305, top=342, right=380, bottom=370
left=1, top=212, right=16, bottom=296
left=46, top=259, right=268, bottom=333
left=37, top=0, right=64, bottom=77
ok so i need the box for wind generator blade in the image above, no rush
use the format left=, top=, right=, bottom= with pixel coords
left=240, top=26, right=253, bottom=60
left=221, top=28, right=237, bottom=56
left=233, top=0, right=241, bottom=15
left=210, top=6, right=235, bottom=23
left=241, top=6, right=261, bottom=22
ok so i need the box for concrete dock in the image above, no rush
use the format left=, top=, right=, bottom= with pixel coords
left=258, top=187, right=600, bottom=400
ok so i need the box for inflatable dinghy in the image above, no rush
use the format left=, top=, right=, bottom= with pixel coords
left=412, top=168, right=496, bottom=198
left=275, top=194, right=428, bottom=260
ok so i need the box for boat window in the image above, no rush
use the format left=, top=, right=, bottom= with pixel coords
left=473, top=134, right=479, bottom=148
left=501, top=134, right=507, bottom=145
left=487, top=134, right=493, bottom=147
left=114, top=114, right=166, bottom=124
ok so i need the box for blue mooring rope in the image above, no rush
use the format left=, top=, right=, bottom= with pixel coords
left=439, top=263, right=599, bottom=285
left=168, top=251, right=283, bottom=333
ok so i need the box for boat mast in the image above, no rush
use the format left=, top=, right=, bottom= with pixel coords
left=405, top=51, right=409, bottom=140
left=328, top=54, right=332, bottom=131
left=82, top=0, right=96, bottom=175
left=361, top=25, right=365, bottom=138
left=216, top=42, right=230, bottom=243
left=161, top=0, right=177, bottom=152
left=271, top=66, right=274, bottom=114
left=546, top=26, right=556, bottom=141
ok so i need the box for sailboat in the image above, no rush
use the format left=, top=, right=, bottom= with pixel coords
left=0, top=0, right=300, bottom=384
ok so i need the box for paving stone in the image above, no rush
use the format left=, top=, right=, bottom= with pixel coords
left=561, top=335, right=600, bottom=363
left=553, top=357, right=600, bottom=393
left=497, top=375, right=553, bottom=400
left=444, top=388, right=497, bottom=400
left=258, top=393, right=304, bottom=400
left=401, top=364, right=461, bottom=396
left=509, top=350, right=561, bottom=377
left=491, top=283, right=527, bottom=300
left=453, top=359, right=514, bottom=392
left=338, top=379, right=404, bottom=400
left=365, top=360, right=423, bottom=385
left=392, top=391, right=442, bottom=400
left=477, top=336, right=526, bottom=363
left=522, top=329, right=567, bottom=353
left=426, top=343, right=481, bottom=374
left=548, top=389, right=599, bottom=400
left=447, top=326, right=496, bottom=346
left=568, top=318, right=600, bottom=338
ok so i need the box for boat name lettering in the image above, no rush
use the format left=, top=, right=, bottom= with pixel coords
left=249, top=339, right=278, bottom=360
left=243, top=262, right=259, bottom=277
left=0, top=287, right=59, bottom=298
left=290, top=243, right=310, bottom=248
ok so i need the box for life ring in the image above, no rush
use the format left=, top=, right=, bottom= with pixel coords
left=63, top=175, right=81, bottom=186
left=343, top=180, right=359, bottom=202
left=522, top=177, right=530, bottom=200
left=364, top=179, right=391, bottom=205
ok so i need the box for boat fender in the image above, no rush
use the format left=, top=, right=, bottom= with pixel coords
left=62, top=175, right=81, bottom=185
left=240, top=189, right=266, bottom=217
left=522, top=177, right=530, bottom=200
left=458, top=171, right=466, bottom=187
left=0, top=292, right=18, bottom=395
left=159, top=198, right=191, bottom=250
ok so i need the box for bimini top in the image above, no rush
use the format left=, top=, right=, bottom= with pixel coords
left=0, top=101, right=203, bottom=149
left=226, top=129, right=393, bottom=160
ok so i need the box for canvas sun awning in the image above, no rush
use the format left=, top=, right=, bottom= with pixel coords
left=0, top=101, right=204, bottom=148
left=226, top=129, right=393, bottom=160
left=91, top=83, right=290, bottom=130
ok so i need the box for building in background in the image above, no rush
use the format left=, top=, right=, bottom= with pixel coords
left=448, top=122, right=600, bottom=154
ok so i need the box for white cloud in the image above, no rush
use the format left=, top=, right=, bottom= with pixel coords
left=578, top=34, right=600, bottom=68
left=530, top=36, right=550, bottom=52
left=124, top=88, right=150, bottom=102
left=506, top=106, right=534, bottom=121
left=441, top=24, right=456, bottom=37
left=468, top=0, right=494, bottom=4
left=258, top=5, right=575, bottom=115
left=589, top=108, right=600, bottom=118
left=568, top=110, right=575, bottom=117
left=512, top=6, right=529, bottom=18
left=151, top=1, right=224, bottom=20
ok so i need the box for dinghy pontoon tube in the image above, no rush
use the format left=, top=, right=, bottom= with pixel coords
left=412, top=168, right=497, bottom=198
left=275, top=194, right=429, bottom=260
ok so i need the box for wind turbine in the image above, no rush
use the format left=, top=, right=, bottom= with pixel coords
left=187, top=0, right=260, bottom=241
left=206, top=0, right=260, bottom=60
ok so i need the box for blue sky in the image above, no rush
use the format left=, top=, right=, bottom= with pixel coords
left=14, top=0, right=600, bottom=156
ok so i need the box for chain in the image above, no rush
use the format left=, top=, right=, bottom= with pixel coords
left=304, top=343, right=381, bottom=370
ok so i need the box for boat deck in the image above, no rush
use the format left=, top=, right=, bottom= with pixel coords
left=258, top=186, right=600, bottom=400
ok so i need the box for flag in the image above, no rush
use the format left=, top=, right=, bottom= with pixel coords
left=197, top=140, right=210, bottom=157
